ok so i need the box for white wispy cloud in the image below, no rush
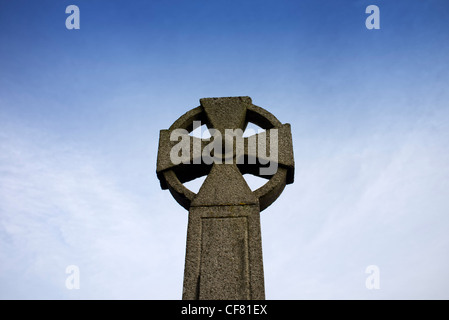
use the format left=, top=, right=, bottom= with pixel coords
left=0, top=120, right=186, bottom=299
left=262, top=110, right=449, bottom=299
left=1, top=107, right=448, bottom=299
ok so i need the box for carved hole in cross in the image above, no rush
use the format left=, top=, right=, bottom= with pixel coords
left=189, top=123, right=211, bottom=139
left=242, top=122, right=265, bottom=138
left=183, top=175, right=207, bottom=193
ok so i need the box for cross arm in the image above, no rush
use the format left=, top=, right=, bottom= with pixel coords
left=238, top=123, right=294, bottom=184
left=156, top=129, right=211, bottom=190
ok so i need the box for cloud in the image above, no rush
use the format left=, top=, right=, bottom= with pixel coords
left=0, top=120, right=186, bottom=299
left=1, top=108, right=448, bottom=299
left=262, top=111, right=449, bottom=299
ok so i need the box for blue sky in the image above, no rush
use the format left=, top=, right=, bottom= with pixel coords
left=1, top=0, right=448, bottom=299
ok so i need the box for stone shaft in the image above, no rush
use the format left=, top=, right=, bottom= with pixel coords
left=183, top=205, right=264, bottom=300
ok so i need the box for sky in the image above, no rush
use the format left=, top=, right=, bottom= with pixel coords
left=0, top=0, right=448, bottom=299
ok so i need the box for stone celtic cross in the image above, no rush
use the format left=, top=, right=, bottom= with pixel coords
left=156, top=96, right=294, bottom=300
